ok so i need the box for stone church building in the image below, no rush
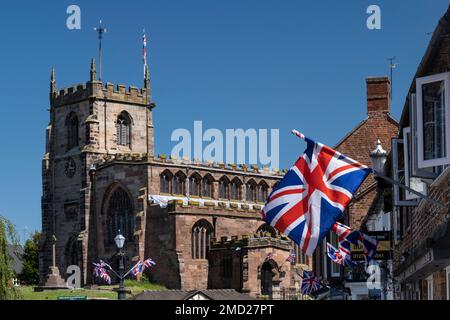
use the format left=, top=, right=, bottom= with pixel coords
left=40, top=60, right=311, bottom=298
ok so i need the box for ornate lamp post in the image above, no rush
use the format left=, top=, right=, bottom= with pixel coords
left=114, top=232, right=127, bottom=300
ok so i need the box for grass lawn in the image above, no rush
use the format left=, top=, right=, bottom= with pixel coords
left=18, top=280, right=166, bottom=300
left=19, top=286, right=117, bottom=300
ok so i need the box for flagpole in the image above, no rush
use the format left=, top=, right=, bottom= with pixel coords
left=291, top=129, right=306, bottom=141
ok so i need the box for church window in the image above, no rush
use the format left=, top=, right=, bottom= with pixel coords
left=257, top=181, right=269, bottom=203
left=116, top=112, right=131, bottom=146
left=173, top=171, right=186, bottom=195
left=66, top=112, right=79, bottom=150
left=106, top=187, right=134, bottom=244
left=191, top=220, right=213, bottom=260
left=189, top=173, right=201, bottom=197
left=202, top=174, right=214, bottom=198
left=256, top=223, right=277, bottom=237
left=230, top=177, right=242, bottom=201
left=245, top=179, right=257, bottom=202
left=160, top=170, right=173, bottom=194
left=218, top=176, right=230, bottom=199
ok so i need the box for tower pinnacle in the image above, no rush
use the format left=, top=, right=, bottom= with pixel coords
left=50, top=68, right=57, bottom=103
left=90, top=58, right=97, bottom=81
left=144, top=64, right=151, bottom=102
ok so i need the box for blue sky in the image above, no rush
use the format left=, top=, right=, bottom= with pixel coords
left=0, top=0, right=448, bottom=240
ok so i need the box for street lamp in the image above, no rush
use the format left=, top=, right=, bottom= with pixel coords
left=114, top=231, right=127, bottom=300
left=369, top=140, right=387, bottom=175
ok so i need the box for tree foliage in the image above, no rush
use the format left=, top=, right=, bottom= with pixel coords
left=19, top=232, right=41, bottom=285
left=0, top=215, right=20, bottom=299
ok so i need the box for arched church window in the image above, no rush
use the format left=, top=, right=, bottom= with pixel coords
left=257, top=181, right=269, bottom=203
left=189, top=173, right=201, bottom=197
left=202, top=174, right=214, bottom=198
left=230, top=177, right=242, bottom=201
left=66, top=112, right=79, bottom=150
left=106, top=187, right=134, bottom=244
left=191, top=220, right=213, bottom=260
left=246, top=179, right=257, bottom=202
left=256, top=223, right=277, bottom=238
left=173, top=171, right=186, bottom=195
left=219, top=176, right=230, bottom=199
left=116, top=112, right=131, bottom=146
left=160, top=170, right=173, bottom=194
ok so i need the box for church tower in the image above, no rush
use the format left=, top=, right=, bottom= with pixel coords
left=40, top=59, right=155, bottom=284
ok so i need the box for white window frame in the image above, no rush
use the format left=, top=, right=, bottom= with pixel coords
left=403, top=127, right=427, bottom=200
left=446, top=266, right=450, bottom=300
left=410, top=93, right=437, bottom=179
left=392, top=138, right=419, bottom=206
left=416, top=72, right=450, bottom=168
left=330, top=232, right=340, bottom=277
left=426, top=275, right=433, bottom=300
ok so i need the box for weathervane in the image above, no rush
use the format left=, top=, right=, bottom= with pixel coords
left=94, top=20, right=107, bottom=82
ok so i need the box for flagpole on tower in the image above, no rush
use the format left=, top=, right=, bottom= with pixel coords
left=94, top=20, right=107, bottom=82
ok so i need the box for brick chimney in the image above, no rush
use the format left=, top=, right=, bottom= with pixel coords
left=366, top=77, right=390, bottom=116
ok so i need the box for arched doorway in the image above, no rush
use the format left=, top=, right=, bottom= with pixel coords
left=261, top=260, right=278, bottom=297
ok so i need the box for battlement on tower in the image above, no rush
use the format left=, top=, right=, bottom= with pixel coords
left=210, top=234, right=292, bottom=251
left=51, top=81, right=151, bottom=107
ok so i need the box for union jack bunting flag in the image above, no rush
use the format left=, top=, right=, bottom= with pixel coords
left=331, top=222, right=353, bottom=243
left=326, top=242, right=357, bottom=268
left=331, top=222, right=378, bottom=263
left=143, top=258, right=156, bottom=268
left=99, top=269, right=111, bottom=284
left=92, top=261, right=111, bottom=284
left=262, top=130, right=371, bottom=255
left=286, top=252, right=296, bottom=263
left=300, top=270, right=321, bottom=295
left=131, top=260, right=144, bottom=277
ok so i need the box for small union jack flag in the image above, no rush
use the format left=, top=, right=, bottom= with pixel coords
left=131, top=261, right=144, bottom=277
left=92, top=260, right=112, bottom=284
left=300, top=270, right=321, bottom=295
left=143, top=258, right=156, bottom=268
left=286, top=252, right=297, bottom=263
left=331, top=222, right=378, bottom=263
left=326, top=242, right=357, bottom=268
left=263, top=130, right=370, bottom=255
left=129, top=257, right=157, bottom=277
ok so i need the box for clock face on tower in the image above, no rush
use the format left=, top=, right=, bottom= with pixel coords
left=64, top=157, right=76, bottom=178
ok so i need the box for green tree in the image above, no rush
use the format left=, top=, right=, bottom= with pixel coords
left=19, top=232, right=41, bottom=285
left=0, top=215, right=20, bottom=299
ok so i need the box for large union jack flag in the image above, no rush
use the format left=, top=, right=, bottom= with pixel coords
left=262, top=131, right=370, bottom=255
